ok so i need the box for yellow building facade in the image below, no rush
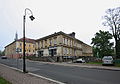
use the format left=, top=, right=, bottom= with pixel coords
left=5, top=38, right=36, bottom=58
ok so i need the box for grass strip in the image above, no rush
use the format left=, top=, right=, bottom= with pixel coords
left=0, top=77, right=11, bottom=84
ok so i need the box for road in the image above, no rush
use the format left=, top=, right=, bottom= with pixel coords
left=0, top=58, right=120, bottom=84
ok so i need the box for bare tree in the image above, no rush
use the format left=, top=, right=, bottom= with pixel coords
left=103, top=7, right=120, bottom=58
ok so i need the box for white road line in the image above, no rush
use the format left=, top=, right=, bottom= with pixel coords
left=28, top=73, right=65, bottom=84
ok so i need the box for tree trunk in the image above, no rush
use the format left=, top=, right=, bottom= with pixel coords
left=115, top=39, right=120, bottom=59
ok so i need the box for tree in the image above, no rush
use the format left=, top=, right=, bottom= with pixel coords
left=103, top=7, right=120, bottom=58
left=91, top=30, right=114, bottom=58
left=0, top=50, right=5, bottom=56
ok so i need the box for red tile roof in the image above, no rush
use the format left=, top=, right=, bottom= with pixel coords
left=5, top=37, right=36, bottom=48
left=17, top=37, right=36, bottom=44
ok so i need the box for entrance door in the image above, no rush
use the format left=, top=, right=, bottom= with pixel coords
left=49, top=49, right=57, bottom=56
left=51, top=49, right=54, bottom=56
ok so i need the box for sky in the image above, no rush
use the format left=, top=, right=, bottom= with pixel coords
left=0, top=0, right=120, bottom=51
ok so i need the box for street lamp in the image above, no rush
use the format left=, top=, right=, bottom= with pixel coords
left=23, top=8, right=35, bottom=73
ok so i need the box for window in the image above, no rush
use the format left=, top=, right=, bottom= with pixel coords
left=70, top=40, right=71, bottom=46
left=49, top=39, right=52, bottom=45
left=65, top=38, right=67, bottom=45
left=71, top=40, right=72, bottom=46
left=41, top=41, right=43, bottom=48
left=49, top=50, right=52, bottom=55
left=20, top=43, right=22, bottom=47
left=70, top=49, right=72, bottom=55
left=63, top=37, right=65, bottom=44
left=67, top=39, right=68, bottom=45
left=54, top=49, right=57, bottom=55
left=49, top=49, right=57, bottom=56
left=78, top=44, right=81, bottom=48
left=66, top=48, right=69, bottom=54
left=19, top=49, right=22, bottom=52
left=54, top=37, right=57, bottom=45
left=64, top=48, right=67, bottom=55
left=38, top=51, right=44, bottom=57
left=45, top=40, right=47, bottom=47
left=29, top=50, right=31, bottom=52
left=29, top=44, right=31, bottom=47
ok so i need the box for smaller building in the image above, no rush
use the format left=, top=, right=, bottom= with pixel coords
left=5, top=38, right=36, bottom=58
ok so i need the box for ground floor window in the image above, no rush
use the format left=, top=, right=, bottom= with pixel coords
left=38, top=51, right=43, bottom=57
left=49, top=49, right=57, bottom=56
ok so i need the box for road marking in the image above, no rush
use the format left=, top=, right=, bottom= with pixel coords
left=0, top=63, right=65, bottom=84
left=28, top=73, right=65, bottom=84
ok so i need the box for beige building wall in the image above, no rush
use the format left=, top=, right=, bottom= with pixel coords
left=36, top=32, right=93, bottom=59
left=82, top=43, right=93, bottom=56
left=5, top=42, right=16, bottom=58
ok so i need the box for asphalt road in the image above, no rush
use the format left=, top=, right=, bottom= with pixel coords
left=0, top=58, right=120, bottom=84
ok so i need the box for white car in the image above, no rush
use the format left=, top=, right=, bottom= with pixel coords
left=73, top=58, right=85, bottom=63
left=102, top=56, right=114, bottom=65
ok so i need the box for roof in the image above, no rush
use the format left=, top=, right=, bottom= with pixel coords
left=5, top=37, right=35, bottom=48
left=17, top=37, right=36, bottom=44
left=36, top=31, right=92, bottom=47
left=5, top=31, right=91, bottom=48
left=36, top=31, right=84, bottom=43
left=5, top=41, right=16, bottom=48
left=36, top=31, right=65, bottom=41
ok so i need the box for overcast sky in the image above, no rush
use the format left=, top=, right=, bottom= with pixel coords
left=0, top=0, right=120, bottom=50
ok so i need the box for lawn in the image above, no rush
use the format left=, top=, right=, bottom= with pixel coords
left=86, top=62, right=102, bottom=65
left=115, top=63, right=120, bottom=67
left=0, top=77, right=11, bottom=84
left=87, top=62, right=120, bottom=67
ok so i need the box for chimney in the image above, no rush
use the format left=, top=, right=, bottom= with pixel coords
left=68, top=32, right=75, bottom=38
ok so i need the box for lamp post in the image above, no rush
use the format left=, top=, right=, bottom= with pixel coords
left=23, top=8, right=35, bottom=73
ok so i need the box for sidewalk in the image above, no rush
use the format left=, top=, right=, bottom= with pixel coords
left=0, top=64, right=57, bottom=84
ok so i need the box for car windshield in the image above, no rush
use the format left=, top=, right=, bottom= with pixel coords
left=103, top=58, right=113, bottom=60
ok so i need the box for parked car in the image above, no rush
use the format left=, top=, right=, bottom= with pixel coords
left=102, top=56, right=114, bottom=65
left=73, top=58, right=85, bottom=63
left=1, top=56, right=7, bottom=59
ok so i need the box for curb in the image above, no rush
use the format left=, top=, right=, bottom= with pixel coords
left=0, top=63, right=65, bottom=84
left=63, top=63, right=120, bottom=71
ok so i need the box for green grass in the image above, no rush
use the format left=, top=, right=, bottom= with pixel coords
left=115, top=64, right=120, bottom=67
left=0, top=77, right=11, bottom=84
left=87, top=62, right=120, bottom=67
left=86, top=62, right=102, bottom=64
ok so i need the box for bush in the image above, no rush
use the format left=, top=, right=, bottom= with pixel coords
left=114, top=59, right=120, bottom=64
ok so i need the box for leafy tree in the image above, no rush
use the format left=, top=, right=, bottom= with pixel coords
left=91, top=30, right=114, bottom=58
left=0, top=50, right=5, bottom=56
left=103, top=7, right=120, bottom=58
left=0, top=50, right=1, bottom=56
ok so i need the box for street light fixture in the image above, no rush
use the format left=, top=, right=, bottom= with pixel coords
left=23, top=8, right=35, bottom=73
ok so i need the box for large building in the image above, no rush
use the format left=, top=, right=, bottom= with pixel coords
left=5, top=31, right=93, bottom=61
left=5, top=38, right=36, bottom=58
left=35, top=31, right=93, bottom=62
